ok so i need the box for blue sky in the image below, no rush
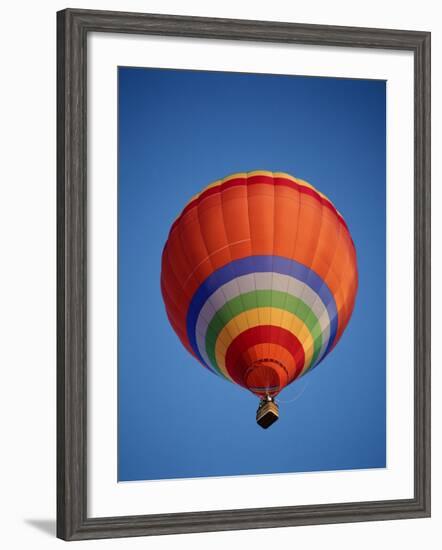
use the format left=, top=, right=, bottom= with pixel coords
left=118, top=67, right=386, bottom=482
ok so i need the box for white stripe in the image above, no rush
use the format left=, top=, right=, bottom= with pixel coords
left=194, top=272, right=331, bottom=370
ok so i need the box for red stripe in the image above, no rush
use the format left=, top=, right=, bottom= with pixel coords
left=168, top=174, right=351, bottom=238
left=224, top=325, right=305, bottom=389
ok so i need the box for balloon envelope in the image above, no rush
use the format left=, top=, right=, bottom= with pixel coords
left=161, top=171, right=358, bottom=399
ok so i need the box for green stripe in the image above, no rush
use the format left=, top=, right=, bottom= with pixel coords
left=205, top=290, right=324, bottom=375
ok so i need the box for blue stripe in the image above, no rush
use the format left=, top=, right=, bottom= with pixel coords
left=186, top=255, right=338, bottom=366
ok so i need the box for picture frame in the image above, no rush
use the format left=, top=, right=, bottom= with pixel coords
left=57, top=7, right=431, bottom=541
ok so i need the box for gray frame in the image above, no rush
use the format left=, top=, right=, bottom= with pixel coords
left=57, top=8, right=431, bottom=541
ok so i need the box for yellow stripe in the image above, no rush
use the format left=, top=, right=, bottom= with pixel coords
left=214, top=307, right=314, bottom=380
left=245, top=169, right=275, bottom=178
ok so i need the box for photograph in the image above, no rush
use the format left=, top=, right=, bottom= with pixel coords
left=0, top=0, right=436, bottom=546
left=0, top=0, right=435, bottom=546
left=117, top=66, right=386, bottom=482
left=52, top=6, right=431, bottom=542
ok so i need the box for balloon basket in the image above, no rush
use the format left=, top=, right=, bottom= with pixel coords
left=256, top=398, right=279, bottom=429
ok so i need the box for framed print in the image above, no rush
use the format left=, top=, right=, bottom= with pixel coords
left=57, top=8, right=431, bottom=541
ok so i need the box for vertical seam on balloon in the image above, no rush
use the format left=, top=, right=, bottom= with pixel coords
left=211, top=187, right=253, bottom=375
left=277, top=182, right=301, bottom=382
left=172, top=221, right=213, bottom=362
left=162, top=246, right=192, bottom=328
left=175, top=219, right=224, bottom=377
left=314, top=210, right=343, bottom=356
left=194, top=194, right=238, bottom=381
left=329, top=237, right=358, bottom=351
left=227, top=180, right=257, bottom=378
left=293, top=190, right=325, bottom=373
left=160, top=251, right=184, bottom=319
left=343, top=238, right=359, bottom=331
left=245, top=171, right=261, bottom=376
left=334, top=249, right=351, bottom=344
left=303, top=213, right=343, bottom=373
left=161, top=282, right=199, bottom=361
left=162, top=241, right=192, bottom=303
left=269, top=173, right=276, bottom=388
left=272, top=188, right=289, bottom=377
left=164, top=233, right=215, bottom=368
left=298, top=199, right=341, bottom=373
left=219, top=183, right=252, bottom=340
left=162, top=245, right=213, bottom=371
left=160, top=276, right=184, bottom=331
left=190, top=200, right=231, bottom=378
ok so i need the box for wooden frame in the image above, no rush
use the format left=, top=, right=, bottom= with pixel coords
left=57, top=8, right=431, bottom=541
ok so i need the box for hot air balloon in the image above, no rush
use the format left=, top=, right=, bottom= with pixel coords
left=160, top=171, right=358, bottom=428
